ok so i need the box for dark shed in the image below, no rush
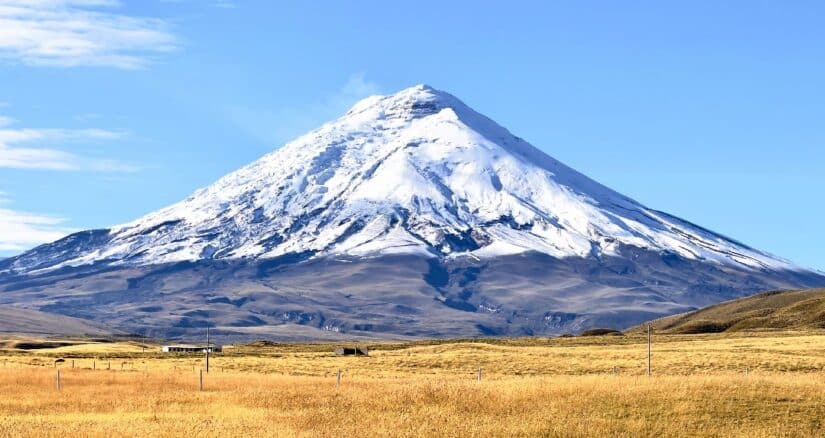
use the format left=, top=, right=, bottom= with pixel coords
left=334, top=346, right=369, bottom=356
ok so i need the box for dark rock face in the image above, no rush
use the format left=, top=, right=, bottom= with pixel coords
left=1, top=248, right=822, bottom=342
left=0, top=229, right=113, bottom=276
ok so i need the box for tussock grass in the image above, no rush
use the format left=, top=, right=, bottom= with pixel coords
left=2, top=333, right=825, bottom=436
left=1, top=369, right=824, bottom=437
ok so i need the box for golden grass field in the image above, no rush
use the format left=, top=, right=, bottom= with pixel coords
left=2, top=332, right=825, bottom=437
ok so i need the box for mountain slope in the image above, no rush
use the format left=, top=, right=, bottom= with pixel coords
left=630, top=288, right=825, bottom=334
left=1, top=85, right=823, bottom=340
left=0, top=305, right=115, bottom=337
left=1, top=85, right=799, bottom=274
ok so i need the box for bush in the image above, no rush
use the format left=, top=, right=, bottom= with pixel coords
left=672, top=320, right=732, bottom=334
left=579, top=328, right=624, bottom=337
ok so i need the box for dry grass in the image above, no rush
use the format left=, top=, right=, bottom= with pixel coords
left=5, top=331, right=825, bottom=376
left=2, top=332, right=825, bottom=436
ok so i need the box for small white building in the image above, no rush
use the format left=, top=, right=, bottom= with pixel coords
left=161, top=343, right=222, bottom=353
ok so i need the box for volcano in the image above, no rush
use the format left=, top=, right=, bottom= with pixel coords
left=2, top=85, right=822, bottom=340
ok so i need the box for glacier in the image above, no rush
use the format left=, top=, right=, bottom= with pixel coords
left=1, top=85, right=803, bottom=274
left=1, top=84, right=822, bottom=340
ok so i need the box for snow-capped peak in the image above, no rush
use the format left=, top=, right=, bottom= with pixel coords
left=7, top=85, right=804, bottom=273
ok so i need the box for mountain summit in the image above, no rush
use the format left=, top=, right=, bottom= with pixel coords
left=1, top=85, right=823, bottom=340
left=2, top=85, right=801, bottom=273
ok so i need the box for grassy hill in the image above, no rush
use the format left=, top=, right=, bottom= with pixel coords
left=0, top=305, right=115, bottom=337
left=632, top=288, right=825, bottom=334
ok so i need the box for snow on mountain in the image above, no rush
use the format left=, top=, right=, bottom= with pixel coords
left=3, top=85, right=802, bottom=274
left=3, top=84, right=824, bottom=341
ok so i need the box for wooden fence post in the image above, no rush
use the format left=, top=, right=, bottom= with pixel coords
left=199, top=369, right=204, bottom=391
left=336, top=369, right=342, bottom=388
left=477, top=367, right=483, bottom=382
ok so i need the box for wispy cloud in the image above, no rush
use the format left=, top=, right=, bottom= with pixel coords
left=214, top=0, right=236, bottom=8
left=0, top=0, right=177, bottom=69
left=160, top=0, right=237, bottom=9
left=0, top=193, right=75, bottom=252
left=335, top=74, right=383, bottom=101
left=0, top=115, right=138, bottom=172
left=226, top=74, right=382, bottom=146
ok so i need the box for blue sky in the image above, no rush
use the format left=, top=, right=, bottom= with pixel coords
left=0, top=1, right=823, bottom=271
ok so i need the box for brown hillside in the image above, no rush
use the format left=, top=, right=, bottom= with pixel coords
left=629, top=288, right=825, bottom=334
left=0, top=305, right=115, bottom=337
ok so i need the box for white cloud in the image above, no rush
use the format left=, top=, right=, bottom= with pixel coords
left=226, top=74, right=382, bottom=146
left=0, top=192, right=75, bottom=252
left=0, top=0, right=177, bottom=69
left=0, top=120, right=137, bottom=172
left=0, top=209, right=74, bottom=251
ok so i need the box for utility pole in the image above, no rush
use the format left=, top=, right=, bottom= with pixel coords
left=647, top=324, right=652, bottom=377
left=205, top=325, right=210, bottom=374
